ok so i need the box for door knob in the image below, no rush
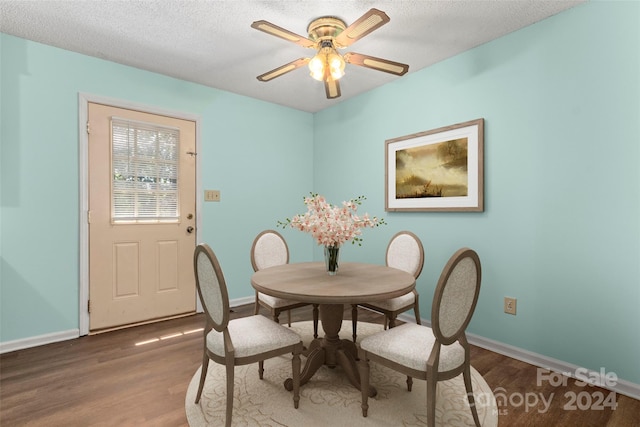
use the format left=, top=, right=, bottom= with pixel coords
left=186, top=226, right=194, bottom=234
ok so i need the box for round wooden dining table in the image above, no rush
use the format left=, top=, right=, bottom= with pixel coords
left=251, top=261, right=415, bottom=396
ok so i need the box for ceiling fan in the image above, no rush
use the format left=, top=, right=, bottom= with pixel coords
left=251, top=8, right=409, bottom=99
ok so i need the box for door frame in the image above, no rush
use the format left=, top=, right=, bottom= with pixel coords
left=78, top=93, right=203, bottom=336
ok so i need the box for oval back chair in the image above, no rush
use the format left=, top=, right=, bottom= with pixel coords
left=251, top=230, right=318, bottom=338
left=352, top=231, right=424, bottom=341
left=358, top=247, right=482, bottom=427
left=194, top=243, right=303, bottom=427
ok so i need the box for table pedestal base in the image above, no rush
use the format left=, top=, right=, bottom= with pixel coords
left=284, top=304, right=377, bottom=397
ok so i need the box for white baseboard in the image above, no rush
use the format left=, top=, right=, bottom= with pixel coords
left=230, top=296, right=255, bottom=309
left=0, top=297, right=254, bottom=355
left=395, top=313, right=640, bottom=401
left=467, top=331, right=640, bottom=401
left=0, top=329, right=79, bottom=354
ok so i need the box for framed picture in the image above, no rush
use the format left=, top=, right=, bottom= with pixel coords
left=385, top=118, right=484, bottom=212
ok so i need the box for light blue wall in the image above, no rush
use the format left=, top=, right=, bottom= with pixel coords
left=1, top=1, right=638, bottom=386
left=0, top=34, right=314, bottom=341
left=314, top=2, right=640, bottom=384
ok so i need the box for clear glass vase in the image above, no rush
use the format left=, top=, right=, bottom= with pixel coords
left=324, top=245, right=340, bottom=275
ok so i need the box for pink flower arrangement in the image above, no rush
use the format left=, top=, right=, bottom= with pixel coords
left=279, top=193, right=386, bottom=247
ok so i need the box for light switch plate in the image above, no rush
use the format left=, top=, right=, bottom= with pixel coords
left=204, top=190, right=220, bottom=202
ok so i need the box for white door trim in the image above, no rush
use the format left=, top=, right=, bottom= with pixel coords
left=78, top=93, right=203, bottom=336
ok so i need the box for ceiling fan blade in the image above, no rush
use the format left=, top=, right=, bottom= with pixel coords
left=324, top=78, right=341, bottom=99
left=344, top=52, right=409, bottom=76
left=251, top=20, right=316, bottom=49
left=334, top=8, right=390, bottom=48
left=257, top=58, right=310, bottom=82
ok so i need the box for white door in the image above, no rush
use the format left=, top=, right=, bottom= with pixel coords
left=88, top=102, right=197, bottom=331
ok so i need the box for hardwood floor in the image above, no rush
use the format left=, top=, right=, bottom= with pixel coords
left=1, top=305, right=638, bottom=426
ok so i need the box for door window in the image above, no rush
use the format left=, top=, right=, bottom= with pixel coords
left=111, top=117, right=180, bottom=222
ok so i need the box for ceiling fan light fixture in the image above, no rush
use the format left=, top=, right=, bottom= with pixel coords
left=308, top=55, right=325, bottom=81
left=328, top=50, right=346, bottom=80
left=309, top=41, right=345, bottom=82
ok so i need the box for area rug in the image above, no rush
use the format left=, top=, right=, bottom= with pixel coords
left=185, top=321, right=498, bottom=426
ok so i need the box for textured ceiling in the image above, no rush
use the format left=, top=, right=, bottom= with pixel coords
left=0, top=0, right=584, bottom=113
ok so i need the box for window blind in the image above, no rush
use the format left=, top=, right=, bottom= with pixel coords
left=111, top=117, right=180, bottom=222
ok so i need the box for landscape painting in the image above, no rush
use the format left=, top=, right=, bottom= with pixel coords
left=395, top=137, right=469, bottom=199
left=385, top=119, right=484, bottom=212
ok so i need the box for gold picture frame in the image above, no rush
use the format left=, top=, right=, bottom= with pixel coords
left=385, top=118, right=484, bottom=212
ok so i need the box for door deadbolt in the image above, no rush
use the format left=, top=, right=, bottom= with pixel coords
left=186, top=226, right=194, bottom=234
left=187, top=213, right=193, bottom=220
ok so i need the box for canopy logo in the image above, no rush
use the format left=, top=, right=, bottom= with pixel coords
left=468, top=367, right=619, bottom=415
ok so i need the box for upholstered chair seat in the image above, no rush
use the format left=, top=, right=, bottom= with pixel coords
left=206, top=315, right=302, bottom=358
left=258, top=293, right=305, bottom=309
left=360, top=323, right=465, bottom=372
left=362, top=291, right=416, bottom=312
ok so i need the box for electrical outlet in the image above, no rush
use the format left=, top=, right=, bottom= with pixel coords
left=504, top=297, right=517, bottom=315
left=204, top=190, right=220, bottom=202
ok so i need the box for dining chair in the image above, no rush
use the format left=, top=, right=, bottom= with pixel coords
left=251, top=230, right=319, bottom=338
left=351, top=231, right=424, bottom=341
left=358, top=247, right=482, bottom=427
left=193, top=243, right=303, bottom=427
